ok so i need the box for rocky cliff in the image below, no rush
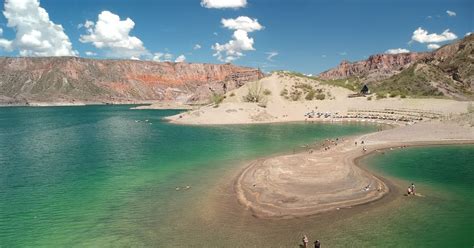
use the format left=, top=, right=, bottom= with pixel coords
left=318, top=34, right=473, bottom=99
left=0, top=57, right=264, bottom=105
left=318, top=52, right=430, bottom=82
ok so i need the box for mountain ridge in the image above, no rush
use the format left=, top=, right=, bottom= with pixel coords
left=0, top=57, right=263, bottom=105
left=317, top=34, right=473, bottom=99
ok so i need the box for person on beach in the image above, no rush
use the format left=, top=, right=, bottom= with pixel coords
left=407, top=186, right=412, bottom=195
left=314, top=239, right=321, bottom=248
left=302, top=235, right=309, bottom=248
left=411, top=183, right=416, bottom=195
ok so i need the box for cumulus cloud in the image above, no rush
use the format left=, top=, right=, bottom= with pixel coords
left=212, top=16, right=263, bottom=62
left=265, top=51, right=278, bottom=61
left=446, top=10, right=456, bottom=17
left=152, top=52, right=173, bottom=62
left=0, top=0, right=77, bottom=56
left=85, top=51, right=97, bottom=56
left=79, top=11, right=148, bottom=59
left=411, top=27, right=457, bottom=43
left=175, top=54, right=186, bottom=62
left=193, top=44, right=201, bottom=50
left=385, top=48, right=410, bottom=54
left=427, top=44, right=440, bottom=50
left=466, top=32, right=472, bottom=37
left=201, top=0, right=247, bottom=9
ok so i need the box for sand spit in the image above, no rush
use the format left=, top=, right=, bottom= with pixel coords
left=234, top=121, right=474, bottom=218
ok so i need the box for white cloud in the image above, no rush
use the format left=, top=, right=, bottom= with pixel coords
left=265, top=51, right=278, bottom=61
left=193, top=44, right=201, bottom=50
left=339, top=52, right=347, bottom=56
left=175, top=54, right=186, bottom=62
left=79, top=10, right=148, bottom=59
left=466, top=32, right=472, bottom=37
left=411, top=27, right=457, bottom=43
left=385, top=48, right=410, bottom=54
left=213, top=32, right=218, bottom=36
left=446, top=10, right=456, bottom=17
left=0, top=0, right=77, bottom=56
left=152, top=52, right=173, bottom=62
left=221, top=16, right=263, bottom=32
left=85, top=51, right=97, bottom=56
left=427, top=44, right=440, bottom=50
left=212, top=16, right=263, bottom=62
left=201, top=0, right=247, bottom=9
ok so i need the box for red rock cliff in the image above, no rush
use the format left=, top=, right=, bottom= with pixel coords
left=0, top=57, right=264, bottom=104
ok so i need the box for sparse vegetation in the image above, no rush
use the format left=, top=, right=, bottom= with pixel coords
left=229, top=92, right=235, bottom=97
left=280, top=88, right=288, bottom=97
left=305, top=90, right=316, bottom=100
left=373, top=65, right=444, bottom=97
left=290, top=90, right=303, bottom=101
left=211, top=93, right=225, bottom=107
left=263, top=89, right=272, bottom=96
left=376, top=92, right=386, bottom=99
left=315, top=93, right=326, bottom=100
left=318, top=77, right=363, bottom=92
left=243, top=82, right=265, bottom=103
left=367, top=96, right=372, bottom=100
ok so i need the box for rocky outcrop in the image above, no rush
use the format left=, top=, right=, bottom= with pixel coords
left=318, top=34, right=473, bottom=99
left=318, top=52, right=430, bottom=81
left=0, top=57, right=264, bottom=105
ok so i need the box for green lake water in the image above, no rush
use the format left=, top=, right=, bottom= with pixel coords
left=0, top=105, right=472, bottom=247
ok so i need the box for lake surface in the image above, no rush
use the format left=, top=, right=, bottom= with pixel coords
left=0, top=106, right=472, bottom=247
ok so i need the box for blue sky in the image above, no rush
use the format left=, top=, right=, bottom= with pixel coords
left=0, top=0, right=472, bottom=74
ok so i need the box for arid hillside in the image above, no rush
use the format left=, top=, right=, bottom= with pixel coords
left=0, top=57, right=263, bottom=105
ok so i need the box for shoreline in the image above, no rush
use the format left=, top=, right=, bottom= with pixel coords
left=232, top=121, right=474, bottom=219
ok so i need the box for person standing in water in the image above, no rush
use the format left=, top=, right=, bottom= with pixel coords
left=314, top=239, right=321, bottom=248
left=302, top=235, right=309, bottom=248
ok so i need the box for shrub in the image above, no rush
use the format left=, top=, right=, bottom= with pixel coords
left=211, top=93, right=225, bottom=105
left=305, top=90, right=315, bottom=100
left=367, top=96, right=372, bottom=101
left=389, top=92, right=398, bottom=98
left=315, top=93, right=326, bottom=100
left=243, top=82, right=264, bottom=103
left=290, top=90, right=302, bottom=101
left=376, top=93, right=387, bottom=99
left=280, top=88, right=288, bottom=96
left=400, top=94, right=406, bottom=98
left=229, top=92, right=235, bottom=97
left=263, top=89, right=272, bottom=96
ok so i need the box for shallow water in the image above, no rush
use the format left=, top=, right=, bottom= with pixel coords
left=0, top=105, right=378, bottom=247
left=1, top=106, right=472, bottom=247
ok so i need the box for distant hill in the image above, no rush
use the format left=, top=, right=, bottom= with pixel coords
left=318, top=34, right=473, bottom=100
left=0, top=57, right=263, bottom=105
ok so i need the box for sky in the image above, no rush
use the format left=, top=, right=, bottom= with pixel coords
left=0, top=0, right=472, bottom=74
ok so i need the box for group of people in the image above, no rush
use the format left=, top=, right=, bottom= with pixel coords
left=407, top=183, right=416, bottom=195
left=302, top=235, right=321, bottom=248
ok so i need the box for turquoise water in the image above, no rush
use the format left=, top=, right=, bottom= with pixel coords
left=0, top=105, right=378, bottom=247
left=359, top=146, right=474, bottom=247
